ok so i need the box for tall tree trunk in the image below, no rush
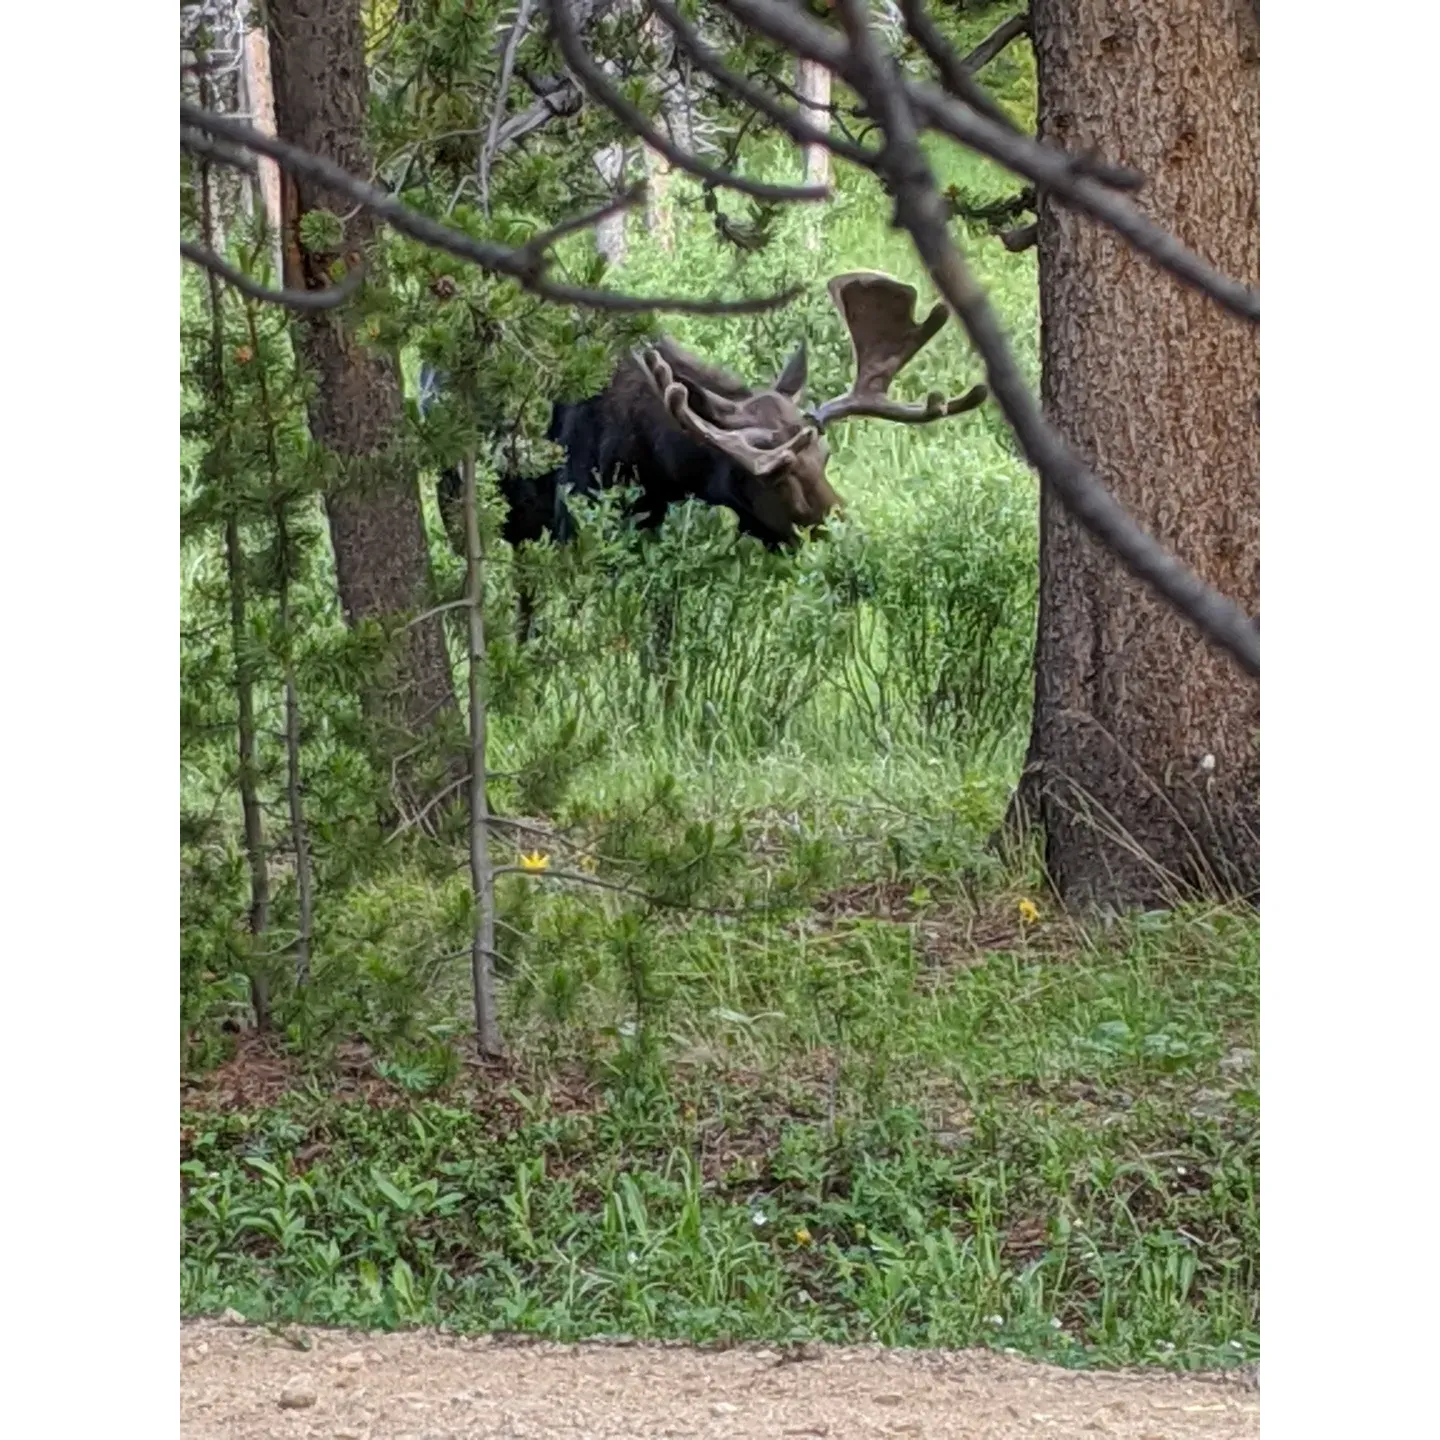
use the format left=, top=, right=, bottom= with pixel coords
left=266, top=0, right=458, bottom=804
left=1023, top=0, right=1260, bottom=909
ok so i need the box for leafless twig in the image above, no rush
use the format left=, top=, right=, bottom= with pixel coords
left=834, top=0, right=1258, bottom=675
left=181, top=239, right=365, bottom=311
left=717, top=0, right=1256, bottom=321
left=1000, top=222, right=1037, bottom=252
left=181, top=103, right=797, bottom=315
left=647, top=0, right=877, bottom=167
left=959, top=12, right=1031, bottom=76
left=181, top=127, right=260, bottom=175
left=463, top=453, right=504, bottom=1058
left=491, top=865, right=788, bottom=918
left=896, top=0, right=1018, bottom=133
left=480, top=0, right=538, bottom=215
left=546, top=0, right=831, bottom=202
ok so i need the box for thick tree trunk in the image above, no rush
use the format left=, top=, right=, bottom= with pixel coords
left=266, top=0, right=458, bottom=796
left=1023, top=0, right=1260, bottom=909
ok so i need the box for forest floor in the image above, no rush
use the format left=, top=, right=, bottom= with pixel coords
left=180, top=1317, right=1259, bottom=1439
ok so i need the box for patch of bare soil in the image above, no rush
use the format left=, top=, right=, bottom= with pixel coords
left=181, top=1318, right=1258, bottom=1439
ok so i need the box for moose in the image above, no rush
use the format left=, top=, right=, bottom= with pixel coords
left=425, top=270, right=989, bottom=567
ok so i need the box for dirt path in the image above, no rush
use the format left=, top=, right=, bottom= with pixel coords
left=181, top=1318, right=1258, bottom=1439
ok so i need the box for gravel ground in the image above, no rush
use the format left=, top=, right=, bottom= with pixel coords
left=180, top=1318, right=1259, bottom=1439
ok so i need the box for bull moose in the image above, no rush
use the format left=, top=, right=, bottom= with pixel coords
left=426, top=270, right=988, bottom=561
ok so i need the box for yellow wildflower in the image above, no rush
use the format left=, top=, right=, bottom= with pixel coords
left=1017, top=898, right=1041, bottom=925
left=519, top=851, right=551, bottom=873
left=794, top=1226, right=813, bottom=1246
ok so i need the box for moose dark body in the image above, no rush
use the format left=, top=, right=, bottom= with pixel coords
left=430, top=350, right=822, bottom=556
left=424, top=271, right=989, bottom=563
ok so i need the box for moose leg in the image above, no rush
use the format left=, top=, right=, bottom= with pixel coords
left=515, top=583, right=537, bottom=647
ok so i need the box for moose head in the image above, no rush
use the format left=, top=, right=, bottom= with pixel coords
left=635, top=271, right=988, bottom=545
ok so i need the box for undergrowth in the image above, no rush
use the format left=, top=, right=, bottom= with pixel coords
left=180, top=15, right=1258, bottom=1373
left=182, top=906, right=1258, bottom=1370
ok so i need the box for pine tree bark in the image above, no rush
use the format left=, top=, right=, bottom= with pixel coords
left=266, top=0, right=458, bottom=795
left=1022, top=0, right=1260, bottom=908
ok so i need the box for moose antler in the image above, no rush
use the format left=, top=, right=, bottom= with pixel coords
left=810, top=271, right=988, bottom=428
left=638, top=344, right=819, bottom=476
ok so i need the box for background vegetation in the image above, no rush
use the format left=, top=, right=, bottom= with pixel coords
left=180, top=0, right=1257, bottom=1371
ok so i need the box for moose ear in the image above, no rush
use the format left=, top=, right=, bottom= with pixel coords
left=773, top=342, right=808, bottom=401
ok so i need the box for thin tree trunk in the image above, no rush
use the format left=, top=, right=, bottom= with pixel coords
left=242, top=24, right=284, bottom=275
left=795, top=58, right=831, bottom=251
left=462, top=455, right=503, bottom=1059
left=642, top=145, right=674, bottom=253
left=281, top=601, right=314, bottom=985
left=242, top=297, right=316, bottom=987
left=225, top=513, right=273, bottom=1024
left=199, top=58, right=271, bottom=1028
left=794, top=58, right=832, bottom=187
left=594, top=144, right=630, bottom=264
left=1022, top=0, right=1260, bottom=909
left=642, top=12, right=682, bottom=251
left=267, top=0, right=458, bottom=809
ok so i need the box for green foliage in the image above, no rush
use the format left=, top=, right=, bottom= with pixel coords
left=180, top=1, right=1255, bottom=1372
left=181, top=909, right=1258, bottom=1368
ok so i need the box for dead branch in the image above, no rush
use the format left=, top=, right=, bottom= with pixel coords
left=833, top=0, right=1258, bottom=675
left=647, top=0, right=877, bottom=166
left=491, top=865, right=790, bottom=918
left=480, top=0, right=538, bottom=215
left=181, top=128, right=260, bottom=175
left=1000, top=222, right=1037, bottom=252
left=959, top=12, right=1031, bottom=75
left=896, top=0, right=1017, bottom=132
left=180, top=239, right=365, bottom=311
left=525, top=182, right=648, bottom=248
left=716, top=0, right=1256, bottom=321
left=181, top=104, right=796, bottom=315
left=545, top=0, right=831, bottom=202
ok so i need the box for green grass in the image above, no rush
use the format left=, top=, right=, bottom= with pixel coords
left=182, top=904, right=1257, bottom=1369
left=181, top=58, right=1258, bottom=1373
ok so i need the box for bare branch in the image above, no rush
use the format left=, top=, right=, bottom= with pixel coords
left=181, top=104, right=796, bottom=315
left=545, top=0, right=831, bottom=202
left=493, top=80, right=583, bottom=150
left=1000, top=222, right=1037, bottom=252
left=959, top=12, right=1031, bottom=76
left=525, top=182, right=648, bottom=250
left=896, top=0, right=1019, bottom=133
left=647, top=0, right=877, bottom=167
left=714, top=0, right=1257, bottom=322
left=909, top=79, right=1254, bottom=318
left=832, top=0, right=1258, bottom=676
left=180, top=239, right=365, bottom=311
left=480, top=0, right=538, bottom=215
left=180, top=127, right=259, bottom=175
left=491, top=865, right=788, bottom=918
left=532, top=277, right=800, bottom=314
